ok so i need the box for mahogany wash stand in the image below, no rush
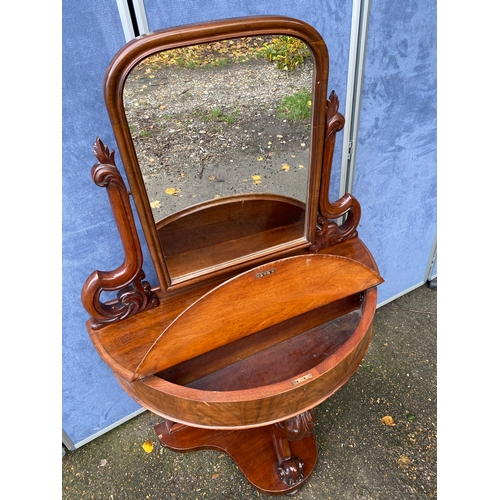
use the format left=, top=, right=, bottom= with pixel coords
left=82, top=16, right=383, bottom=495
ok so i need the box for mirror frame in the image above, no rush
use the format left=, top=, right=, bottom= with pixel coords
left=103, top=16, right=330, bottom=293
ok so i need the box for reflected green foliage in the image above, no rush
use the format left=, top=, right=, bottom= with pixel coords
left=277, top=88, right=312, bottom=121
left=262, top=36, right=312, bottom=71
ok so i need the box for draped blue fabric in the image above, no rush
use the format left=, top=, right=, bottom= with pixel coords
left=62, top=0, right=143, bottom=448
left=62, top=0, right=435, bottom=445
left=353, top=0, right=437, bottom=303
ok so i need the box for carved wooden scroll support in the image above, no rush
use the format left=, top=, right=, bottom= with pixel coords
left=310, top=193, right=361, bottom=252
left=81, top=138, right=159, bottom=330
left=272, top=409, right=317, bottom=487
left=310, top=90, right=361, bottom=252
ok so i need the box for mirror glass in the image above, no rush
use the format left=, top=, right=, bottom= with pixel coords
left=123, top=36, right=314, bottom=282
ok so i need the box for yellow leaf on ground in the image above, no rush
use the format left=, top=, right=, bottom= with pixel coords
left=251, top=175, right=261, bottom=180
left=397, top=455, right=411, bottom=468
left=257, top=157, right=263, bottom=161
left=281, top=163, right=290, bottom=171
left=165, top=187, right=180, bottom=196
left=381, top=415, right=396, bottom=426
left=150, top=200, right=161, bottom=208
left=142, top=440, right=154, bottom=453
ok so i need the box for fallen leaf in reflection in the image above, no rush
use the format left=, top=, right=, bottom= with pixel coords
left=257, top=157, right=263, bottom=161
left=165, top=187, right=181, bottom=196
left=281, top=163, right=290, bottom=171
left=150, top=200, right=161, bottom=208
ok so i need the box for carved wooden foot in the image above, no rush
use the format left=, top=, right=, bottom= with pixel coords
left=154, top=414, right=318, bottom=496
left=272, top=410, right=316, bottom=488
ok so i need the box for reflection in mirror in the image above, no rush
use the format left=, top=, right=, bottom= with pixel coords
left=123, top=36, right=314, bottom=281
left=124, top=36, right=313, bottom=219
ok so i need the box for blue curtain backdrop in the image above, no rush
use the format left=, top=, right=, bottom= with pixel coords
left=62, top=0, right=436, bottom=446
left=353, top=0, right=437, bottom=304
left=62, top=0, right=141, bottom=448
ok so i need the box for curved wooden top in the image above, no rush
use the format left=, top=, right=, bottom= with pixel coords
left=133, top=254, right=383, bottom=380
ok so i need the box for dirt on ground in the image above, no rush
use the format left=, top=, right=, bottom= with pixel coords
left=122, top=52, right=314, bottom=221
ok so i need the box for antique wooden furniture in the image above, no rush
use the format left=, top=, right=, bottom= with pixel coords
left=82, top=16, right=383, bottom=495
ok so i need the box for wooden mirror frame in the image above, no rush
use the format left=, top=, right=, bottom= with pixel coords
left=102, top=15, right=349, bottom=293
left=83, top=15, right=360, bottom=328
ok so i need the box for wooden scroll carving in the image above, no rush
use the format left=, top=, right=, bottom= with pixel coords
left=81, top=138, right=159, bottom=330
left=310, top=91, right=361, bottom=253
left=272, top=409, right=317, bottom=486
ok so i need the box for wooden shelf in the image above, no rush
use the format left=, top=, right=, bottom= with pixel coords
left=157, top=194, right=306, bottom=281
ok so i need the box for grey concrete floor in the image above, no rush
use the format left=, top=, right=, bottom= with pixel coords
left=62, top=283, right=437, bottom=499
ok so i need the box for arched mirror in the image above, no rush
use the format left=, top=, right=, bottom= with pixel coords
left=123, top=36, right=313, bottom=218
left=103, top=17, right=330, bottom=291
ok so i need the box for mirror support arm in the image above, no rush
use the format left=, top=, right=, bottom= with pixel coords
left=310, top=91, right=361, bottom=253
left=81, top=138, right=159, bottom=330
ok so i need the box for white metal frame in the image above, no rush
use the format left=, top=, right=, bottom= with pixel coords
left=339, top=0, right=371, bottom=197
left=115, top=0, right=150, bottom=42
left=132, top=0, right=149, bottom=34
left=425, top=235, right=437, bottom=282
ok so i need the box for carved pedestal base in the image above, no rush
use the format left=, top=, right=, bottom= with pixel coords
left=154, top=411, right=317, bottom=496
